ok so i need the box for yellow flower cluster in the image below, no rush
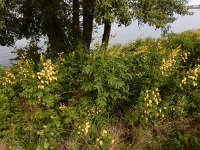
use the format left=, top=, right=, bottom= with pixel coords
left=77, top=122, right=91, bottom=136
left=169, top=96, right=186, bottom=118
left=160, top=48, right=180, bottom=75
left=102, top=130, right=108, bottom=135
left=17, top=59, right=34, bottom=79
left=106, top=47, right=126, bottom=59
left=142, top=89, right=166, bottom=121
left=181, top=52, right=190, bottom=63
left=96, top=138, right=103, bottom=146
left=156, top=41, right=163, bottom=50
left=19, top=66, right=29, bottom=78
left=58, top=52, right=65, bottom=62
left=1, top=68, right=16, bottom=86
left=133, top=45, right=148, bottom=56
left=96, top=130, right=108, bottom=146
left=37, top=59, right=57, bottom=89
left=87, top=106, right=101, bottom=117
left=96, top=129, right=115, bottom=147
left=160, top=58, right=174, bottom=74
left=59, top=103, right=67, bottom=111
left=180, top=65, right=200, bottom=87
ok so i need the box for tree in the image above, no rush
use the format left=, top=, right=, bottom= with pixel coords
left=95, top=0, right=190, bottom=48
left=130, top=0, right=190, bottom=28
left=35, top=0, right=68, bottom=56
left=82, top=0, right=96, bottom=49
left=0, top=0, right=5, bottom=29
left=0, top=0, right=72, bottom=57
left=72, top=0, right=80, bottom=43
left=95, top=0, right=133, bottom=47
left=0, top=0, right=190, bottom=56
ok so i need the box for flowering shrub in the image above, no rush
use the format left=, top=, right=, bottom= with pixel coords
left=140, top=88, right=166, bottom=123
left=37, top=59, right=58, bottom=90
left=0, top=31, right=200, bottom=149
left=1, top=68, right=16, bottom=86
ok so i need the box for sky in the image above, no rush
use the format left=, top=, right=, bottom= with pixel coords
left=189, top=0, right=200, bottom=5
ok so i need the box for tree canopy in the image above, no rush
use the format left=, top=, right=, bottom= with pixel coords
left=0, top=0, right=5, bottom=28
left=0, top=0, right=190, bottom=57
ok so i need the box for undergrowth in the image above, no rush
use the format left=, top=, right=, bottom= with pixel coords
left=0, top=30, right=200, bottom=149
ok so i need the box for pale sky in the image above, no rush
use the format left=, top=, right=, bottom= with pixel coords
left=189, top=0, right=200, bottom=5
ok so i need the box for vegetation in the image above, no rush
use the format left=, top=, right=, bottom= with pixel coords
left=0, top=0, right=5, bottom=28
left=0, top=0, right=199, bottom=149
left=0, top=30, right=200, bottom=149
left=0, top=0, right=190, bottom=56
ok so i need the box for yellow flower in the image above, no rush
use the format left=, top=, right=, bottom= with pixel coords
left=193, top=81, right=197, bottom=87
left=111, top=139, right=115, bottom=144
left=155, top=100, right=159, bottom=105
left=86, top=122, right=89, bottom=125
left=102, top=130, right=108, bottom=136
left=38, top=85, right=44, bottom=89
left=99, top=140, right=103, bottom=145
left=189, top=76, right=195, bottom=80
left=146, top=110, right=150, bottom=115
left=149, top=100, right=152, bottom=104
left=84, top=128, right=89, bottom=135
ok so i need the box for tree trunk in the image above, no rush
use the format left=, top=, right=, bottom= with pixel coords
left=102, top=22, right=111, bottom=48
left=44, top=13, right=66, bottom=57
left=83, top=0, right=95, bottom=49
left=40, top=0, right=67, bottom=57
left=72, top=0, right=80, bottom=38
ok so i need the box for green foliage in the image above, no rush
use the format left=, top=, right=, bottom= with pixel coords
left=162, top=132, right=200, bottom=150
left=82, top=49, right=130, bottom=110
left=95, top=0, right=133, bottom=25
left=163, top=31, right=200, bottom=67
left=0, top=31, right=200, bottom=149
left=0, top=0, right=4, bottom=29
left=0, top=0, right=190, bottom=50
left=132, top=0, right=190, bottom=30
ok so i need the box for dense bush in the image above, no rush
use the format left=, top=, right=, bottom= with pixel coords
left=162, top=30, right=200, bottom=68
left=0, top=31, right=200, bottom=149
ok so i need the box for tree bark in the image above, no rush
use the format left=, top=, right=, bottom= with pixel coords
left=44, top=13, right=66, bottom=57
left=102, top=22, right=111, bottom=48
left=82, top=0, right=95, bottom=49
left=40, top=0, right=67, bottom=57
left=72, top=0, right=80, bottom=37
